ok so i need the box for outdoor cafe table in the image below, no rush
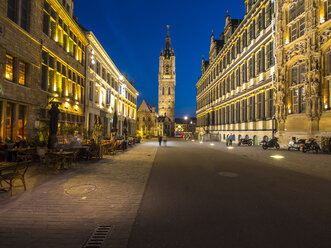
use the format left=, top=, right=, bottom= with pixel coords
left=6, top=147, right=35, bottom=162
left=48, top=151, right=74, bottom=169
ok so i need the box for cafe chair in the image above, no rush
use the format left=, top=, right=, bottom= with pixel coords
left=0, top=162, right=29, bottom=196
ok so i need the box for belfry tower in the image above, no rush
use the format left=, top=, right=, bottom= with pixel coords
left=159, top=26, right=176, bottom=124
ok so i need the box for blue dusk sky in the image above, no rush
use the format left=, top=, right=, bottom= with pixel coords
left=74, top=0, right=245, bottom=118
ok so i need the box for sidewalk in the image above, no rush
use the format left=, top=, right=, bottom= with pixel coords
left=0, top=142, right=158, bottom=248
left=194, top=140, right=331, bottom=181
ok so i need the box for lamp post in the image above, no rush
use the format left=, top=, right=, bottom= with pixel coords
left=184, top=116, right=188, bottom=133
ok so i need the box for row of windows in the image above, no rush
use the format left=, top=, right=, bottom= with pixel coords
left=43, top=1, right=86, bottom=65
left=197, top=41, right=274, bottom=110
left=41, top=50, right=84, bottom=104
left=198, top=38, right=274, bottom=97
left=4, top=54, right=27, bottom=86
left=200, top=1, right=274, bottom=90
left=198, top=89, right=274, bottom=126
left=91, top=60, right=136, bottom=105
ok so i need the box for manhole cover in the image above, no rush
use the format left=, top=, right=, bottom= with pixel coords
left=65, top=184, right=97, bottom=196
left=218, top=172, right=239, bottom=178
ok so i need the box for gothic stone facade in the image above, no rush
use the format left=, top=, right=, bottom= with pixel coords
left=196, top=0, right=276, bottom=145
left=275, top=0, right=331, bottom=143
left=136, top=99, right=157, bottom=138
left=159, top=28, right=175, bottom=136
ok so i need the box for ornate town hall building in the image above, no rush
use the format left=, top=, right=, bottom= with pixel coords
left=275, top=0, right=331, bottom=143
left=159, top=27, right=176, bottom=136
left=196, top=1, right=275, bottom=145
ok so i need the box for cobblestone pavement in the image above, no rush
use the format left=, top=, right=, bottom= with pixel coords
left=195, top=140, right=331, bottom=181
left=0, top=142, right=158, bottom=248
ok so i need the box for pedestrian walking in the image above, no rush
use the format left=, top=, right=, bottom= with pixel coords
left=226, top=135, right=229, bottom=146
left=229, top=133, right=233, bottom=146
left=158, top=135, right=162, bottom=146
left=163, top=134, right=167, bottom=147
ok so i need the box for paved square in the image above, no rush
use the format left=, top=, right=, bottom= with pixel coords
left=0, top=142, right=157, bottom=248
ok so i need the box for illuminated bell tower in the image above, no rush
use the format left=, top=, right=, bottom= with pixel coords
left=158, top=26, right=176, bottom=122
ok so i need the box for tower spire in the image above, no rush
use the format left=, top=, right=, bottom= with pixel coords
left=164, top=25, right=174, bottom=58
left=165, top=25, right=171, bottom=53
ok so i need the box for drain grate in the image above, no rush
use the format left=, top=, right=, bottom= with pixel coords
left=82, top=226, right=111, bottom=248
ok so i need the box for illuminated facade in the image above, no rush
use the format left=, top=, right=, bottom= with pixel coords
left=0, top=0, right=42, bottom=142
left=136, top=99, right=157, bottom=138
left=274, top=0, right=331, bottom=143
left=159, top=27, right=176, bottom=136
left=85, top=32, right=137, bottom=137
left=0, top=0, right=84, bottom=141
left=0, top=0, right=138, bottom=142
left=40, top=0, right=88, bottom=133
left=196, top=0, right=276, bottom=145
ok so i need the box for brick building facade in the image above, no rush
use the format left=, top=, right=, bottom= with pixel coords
left=0, top=0, right=138, bottom=143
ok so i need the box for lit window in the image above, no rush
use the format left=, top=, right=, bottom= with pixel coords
left=19, top=61, right=26, bottom=85
left=5, top=54, right=14, bottom=81
left=18, top=105, right=27, bottom=139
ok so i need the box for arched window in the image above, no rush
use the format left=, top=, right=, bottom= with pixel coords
left=168, top=87, right=171, bottom=95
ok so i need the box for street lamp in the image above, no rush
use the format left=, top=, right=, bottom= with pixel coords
left=184, top=116, right=188, bottom=133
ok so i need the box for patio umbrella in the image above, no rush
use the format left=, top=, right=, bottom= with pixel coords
left=112, top=111, right=118, bottom=133
left=128, top=120, right=131, bottom=135
left=48, top=103, right=60, bottom=149
left=123, top=118, right=128, bottom=138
